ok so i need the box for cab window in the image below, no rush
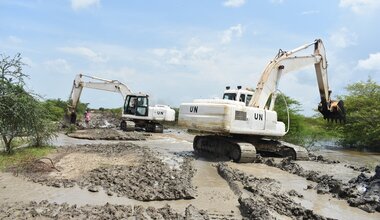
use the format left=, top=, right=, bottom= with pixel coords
left=223, top=93, right=236, bottom=101
left=239, top=94, right=246, bottom=103
left=246, top=95, right=252, bottom=106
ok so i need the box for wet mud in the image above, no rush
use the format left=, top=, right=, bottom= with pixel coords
left=217, top=162, right=332, bottom=220
left=67, top=128, right=147, bottom=140
left=0, top=200, right=209, bottom=220
left=2, top=129, right=380, bottom=219
left=10, top=142, right=196, bottom=202
left=255, top=155, right=380, bottom=213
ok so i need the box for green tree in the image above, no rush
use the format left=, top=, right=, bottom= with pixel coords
left=339, top=79, right=380, bottom=150
left=42, top=99, right=67, bottom=121
left=274, top=93, right=305, bottom=144
left=0, top=53, right=57, bottom=153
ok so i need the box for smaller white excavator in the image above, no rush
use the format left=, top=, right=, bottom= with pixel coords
left=178, top=39, right=346, bottom=162
left=69, top=74, right=175, bottom=133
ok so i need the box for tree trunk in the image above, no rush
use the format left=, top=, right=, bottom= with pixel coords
left=2, top=135, right=12, bottom=154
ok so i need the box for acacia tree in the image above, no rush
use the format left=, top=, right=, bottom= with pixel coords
left=0, top=53, right=56, bottom=153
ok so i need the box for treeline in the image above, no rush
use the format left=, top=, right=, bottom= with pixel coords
left=275, top=78, right=380, bottom=151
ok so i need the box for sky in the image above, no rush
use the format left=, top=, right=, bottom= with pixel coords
left=1, top=0, right=379, bottom=116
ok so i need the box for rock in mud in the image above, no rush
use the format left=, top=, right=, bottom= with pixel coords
left=288, top=189, right=304, bottom=198
left=308, top=153, right=340, bottom=164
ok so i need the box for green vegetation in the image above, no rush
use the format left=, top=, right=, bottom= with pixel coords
left=0, top=145, right=55, bottom=171
left=0, top=53, right=57, bottom=153
left=276, top=79, right=380, bottom=151
left=42, top=99, right=67, bottom=121
left=274, top=94, right=304, bottom=144
left=337, top=79, right=380, bottom=151
left=274, top=94, right=339, bottom=148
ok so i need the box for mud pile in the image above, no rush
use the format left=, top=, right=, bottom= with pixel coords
left=217, top=163, right=331, bottom=220
left=89, top=110, right=121, bottom=129
left=308, top=153, right=340, bottom=164
left=0, top=200, right=209, bottom=220
left=20, top=143, right=196, bottom=201
left=348, top=165, right=380, bottom=212
left=78, top=152, right=196, bottom=201
left=256, top=156, right=380, bottom=213
left=67, top=128, right=146, bottom=140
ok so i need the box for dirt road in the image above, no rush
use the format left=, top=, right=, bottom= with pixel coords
left=0, top=129, right=379, bottom=219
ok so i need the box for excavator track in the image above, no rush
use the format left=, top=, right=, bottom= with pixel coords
left=236, top=136, right=309, bottom=160
left=193, top=135, right=256, bottom=163
left=193, top=135, right=309, bottom=162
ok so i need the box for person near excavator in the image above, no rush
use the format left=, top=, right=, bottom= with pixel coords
left=84, top=109, right=91, bottom=128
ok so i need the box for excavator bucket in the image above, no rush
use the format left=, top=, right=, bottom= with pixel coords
left=318, top=100, right=346, bottom=123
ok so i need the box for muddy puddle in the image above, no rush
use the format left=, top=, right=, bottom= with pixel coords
left=294, top=160, right=363, bottom=183
left=315, top=149, right=380, bottom=169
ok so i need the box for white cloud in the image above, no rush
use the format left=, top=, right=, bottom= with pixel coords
left=329, top=27, right=357, bottom=48
left=223, top=0, right=246, bottom=8
left=71, top=0, right=100, bottom=10
left=301, top=10, right=320, bottom=15
left=151, top=45, right=214, bottom=65
left=339, top=0, right=380, bottom=14
left=270, top=0, right=284, bottom=4
left=44, top=58, right=71, bottom=73
left=357, top=52, right=380, bottom=71
left=59, top=46, right=107, bottom=63
left=221, top=24, right=243, bottom=44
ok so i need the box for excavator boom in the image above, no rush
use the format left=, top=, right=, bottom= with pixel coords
left=250, top=39, right=345, bottom=122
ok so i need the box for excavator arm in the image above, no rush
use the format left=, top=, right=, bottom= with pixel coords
left=69, top=74, right=133, bottom=111
left=249, top=39, right=346, bottom=122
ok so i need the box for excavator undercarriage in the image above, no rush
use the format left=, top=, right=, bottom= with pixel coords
left=193, top=135, right=309, bottom=163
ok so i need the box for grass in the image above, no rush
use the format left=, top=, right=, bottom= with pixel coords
left=0, top=145, right=56, bottom=171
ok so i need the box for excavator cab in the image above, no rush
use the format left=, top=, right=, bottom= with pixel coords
left=223, top=86, right=254, bottom=106
left=124, top=95, right=149, bottom=117
left=318, top=100, right=346, bottom=123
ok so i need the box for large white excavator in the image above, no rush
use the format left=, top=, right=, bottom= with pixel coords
left=69, top=74, right=175, bottom=133
left=178, top=39, right=345, bottom=162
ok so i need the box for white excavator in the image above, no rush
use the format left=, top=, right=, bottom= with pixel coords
left=69, top=74, right=175, bottom=133
left=178, top=39, right=346, bottom=162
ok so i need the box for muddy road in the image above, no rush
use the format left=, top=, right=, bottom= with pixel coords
left=0, top=128, right=379, bottom=219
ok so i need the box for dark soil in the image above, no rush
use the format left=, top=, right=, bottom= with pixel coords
left=67, top=128, right=147, bottom=140
left=14, top=143, right=196, bottom=201
left=256, top=156, right=380, bottom=213
left=217, top=162, right=333, bottom=220
left=78, top=152, right=195, bottom=201
left=0, top=200, right=209, bottom=220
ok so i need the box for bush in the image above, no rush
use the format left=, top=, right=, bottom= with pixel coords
left=338, top=79, right=380, bottom=151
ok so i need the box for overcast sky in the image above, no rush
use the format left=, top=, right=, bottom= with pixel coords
left=1, top=0, right=379, bottom=116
